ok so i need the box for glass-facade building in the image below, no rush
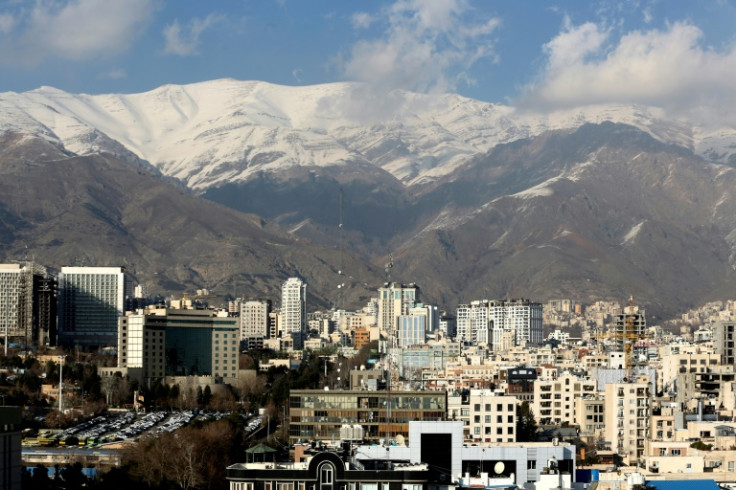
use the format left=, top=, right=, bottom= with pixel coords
left=118, top=308, right=238, bottom=386
left=289, top=389, right=446, bottom=443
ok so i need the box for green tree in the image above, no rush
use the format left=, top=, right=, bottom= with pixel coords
left=516, top=401, right=538, bottom=442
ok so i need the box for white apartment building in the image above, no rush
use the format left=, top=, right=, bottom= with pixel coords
left=456, top=299, right=542, bottom=350
left=281, top=277, right=306, bottom=348
left=533, top=372, right=597, bottom=426
left=377, top=282, right=418, bottom=333
left=447, top=390, right=518, bottom=443
left=604, top=378, right=651, bottom=464
left=58, top=266, right=128, bottom=347
left=239, top=299, right=271, bottom=341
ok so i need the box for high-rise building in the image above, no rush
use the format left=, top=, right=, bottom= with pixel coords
left=58, top=266, right=129, bottom=347
left=118, top=307, right=239, bottom=385
left=604, top=378, right=651, bottom=464
left=239, top=299, right=272, bottom=341
left=281, top=277, right=306, bottom=349
left=712, top=322, right=735, bottom=368
left=456, top=299, right=542, bottom=349
left=0, top=263, right=56, bottom=347
left=488, top=299, right=543, bottom=349
left=611, top=301, right=647, bottom=353
left=377, top=282, right=419, bottom=332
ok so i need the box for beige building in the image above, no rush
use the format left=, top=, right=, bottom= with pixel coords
left=239, top=299, right=271, bottom=341
left=660, top=352, right=721, bottom=390
left=575, top=396, right=605, bottom=443
left=604, top=379, right=651, bottom=464
left=643, top=440, right=704, bottom=474
left=447, top=389, right=518, bottom=443
left=533, top=372, right=597, bottom=426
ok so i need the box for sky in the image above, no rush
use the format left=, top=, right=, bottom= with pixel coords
left=0, top=0, right=736, bottom=122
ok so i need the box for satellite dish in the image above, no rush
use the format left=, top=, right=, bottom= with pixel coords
left=494, top=462, right=505, bottom=474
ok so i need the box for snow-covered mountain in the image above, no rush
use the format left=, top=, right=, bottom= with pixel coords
left=2, top=78, right=735, bottom=191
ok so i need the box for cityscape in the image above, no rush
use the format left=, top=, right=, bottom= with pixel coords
left=3, top=1, right=736, bottom=490
left=1, top=261, right=736, bottom=489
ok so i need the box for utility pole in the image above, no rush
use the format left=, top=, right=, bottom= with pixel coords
left=58, top=356, right=64, bottom=413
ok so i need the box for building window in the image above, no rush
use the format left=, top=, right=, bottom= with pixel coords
left=528, top=460, right=536, bottom=470
left=320, top=464, right=334, bottom=485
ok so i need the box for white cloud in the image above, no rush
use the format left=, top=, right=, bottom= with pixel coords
left=523, top=21, right=736, bottom=126
left=340, top=0, right=500, bottom=94
left=3, top=0, right=155, bottom=64
left=163, top=13, right=223, bottom=56
left=0, top=13, right=15, bottom=34
left=352, top=12, right=375, bottom=29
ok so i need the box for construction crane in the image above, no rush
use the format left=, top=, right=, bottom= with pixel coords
left=623, top=296, right=642, bottom=378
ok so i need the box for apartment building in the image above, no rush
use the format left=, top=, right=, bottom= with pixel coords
left=575, top=396, right=605, bottom=444
left=456, top=299, right=543, bottom=350
left=239, top=299, right=271, bottom=342
left=533, top=372, right=597, bottom=426
left=604, top=379, right=651, bottom=464
left=447, top=389, right=518, bottom=443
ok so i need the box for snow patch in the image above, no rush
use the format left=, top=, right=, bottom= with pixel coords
left=622, top=221, right=645, bottom=245
left=511, top=177, right=560, bottom=199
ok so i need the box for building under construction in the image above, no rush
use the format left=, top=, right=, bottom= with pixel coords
left=0, top=262, right=57, bottom=347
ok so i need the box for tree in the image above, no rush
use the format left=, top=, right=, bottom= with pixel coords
left=61, top=461, right=87, bottom=488
left=516, top=401, right=538, bottom=442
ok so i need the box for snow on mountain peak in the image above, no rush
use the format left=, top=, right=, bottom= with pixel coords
left=1, top=79, right=734, bottom=190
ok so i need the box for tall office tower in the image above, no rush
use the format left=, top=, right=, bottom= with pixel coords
left=58, top=266, right=129, bottom=347
left=377, top=282, right=419, bottom=333
left=281, top=277, right=306, bottom=349
left=240, top=299, right=272, bottom=341
left=0, top=262, right=56, bottom=347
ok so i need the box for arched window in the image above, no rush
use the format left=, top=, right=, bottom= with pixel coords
left=318, top=462, right=334, bottom=490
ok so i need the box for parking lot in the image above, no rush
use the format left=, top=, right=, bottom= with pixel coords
left=30, top=411, right=263, bottom=447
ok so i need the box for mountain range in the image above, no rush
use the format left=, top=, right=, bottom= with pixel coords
left=2, top=79, right=736, bottom=318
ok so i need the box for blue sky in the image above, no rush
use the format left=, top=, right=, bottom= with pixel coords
left=1, top=0, right=735, bottom=117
